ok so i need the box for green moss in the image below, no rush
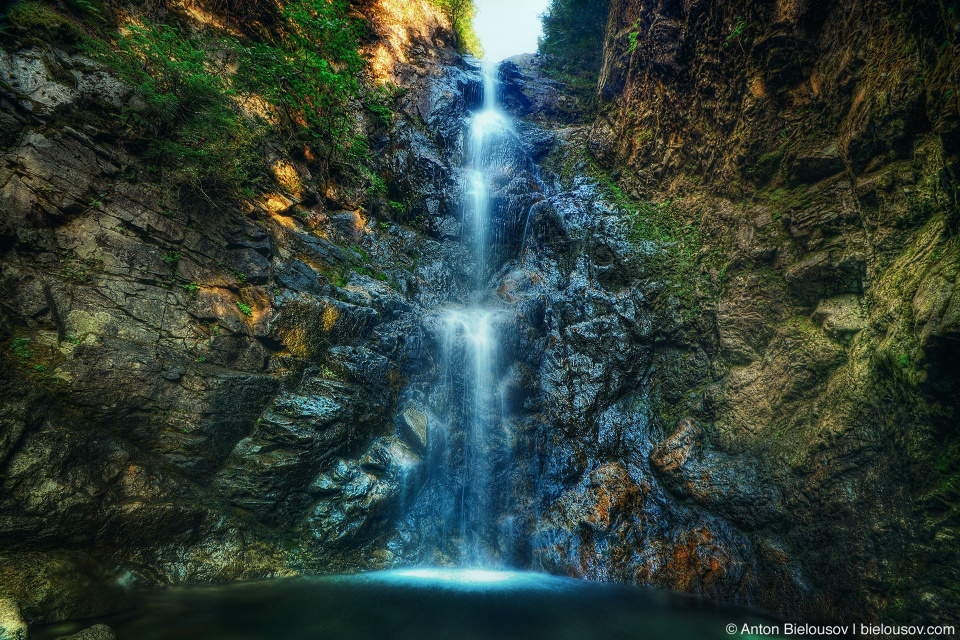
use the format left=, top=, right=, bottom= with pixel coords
left=10, top=338, right=32, bottom=359
left=6, top=1, right=83, bottom=40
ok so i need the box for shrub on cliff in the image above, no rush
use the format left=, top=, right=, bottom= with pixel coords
left=86, top=23, right=258, bottom=196
left=85, top=0, right=387, bottom=199
left=428, top=0, right=481, bottom=55
left=231, top=0, right=367, bottom=180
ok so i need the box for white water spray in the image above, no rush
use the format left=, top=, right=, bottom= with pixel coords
left=436, top=62, right=513, bottom=566
left=464, top=61, right=512, bottom=281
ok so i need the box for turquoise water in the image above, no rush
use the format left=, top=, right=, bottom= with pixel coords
left=34, top=569, right=800, bottom=640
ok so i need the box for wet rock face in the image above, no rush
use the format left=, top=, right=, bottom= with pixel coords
left=576, top=0, right=960, bottom=625
left=475, top=160, right=814, bottom=614
left=307, top=436, right=421, bottom=546
left=0, top=1, right=485, bottom=620
left=498, top=54, right=583, bottom=126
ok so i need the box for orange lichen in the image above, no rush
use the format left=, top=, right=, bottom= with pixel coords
left=272, top=160, right=305, bottom=198
left=321, top=304, right=339, bottom=332
left=353, top=210, right=368, bottom=233
left=749, top=76, right=768, bottom=99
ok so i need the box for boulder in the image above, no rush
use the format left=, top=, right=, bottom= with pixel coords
left=0, top=599, right=27, bottom=640
left=401, top=407, right=428, bottom=451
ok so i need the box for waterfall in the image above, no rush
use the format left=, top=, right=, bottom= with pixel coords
left=415, top=62, right=515, bottom=567
left=464, top=61, right=513, bottom=283
left=441, top=309, right=497, bottom=566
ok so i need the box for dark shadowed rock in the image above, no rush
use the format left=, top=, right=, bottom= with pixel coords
left=55, top=624, right=117, bottom=640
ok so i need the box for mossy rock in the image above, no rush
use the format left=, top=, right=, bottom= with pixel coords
left=4, top=2, right=84, bottom=44
left=0, top=552, right=127, bottom=623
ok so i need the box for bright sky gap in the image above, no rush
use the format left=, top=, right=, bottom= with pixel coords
left=472, top=0, right=551, bottom=61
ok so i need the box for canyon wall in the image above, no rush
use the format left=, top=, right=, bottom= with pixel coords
left=548, top=0, right=960, bottom=625
left=0, top=0, right=485, bottom=622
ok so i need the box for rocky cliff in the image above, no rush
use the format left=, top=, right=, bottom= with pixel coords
left=547, top=0, right=960, bottom=626
left=0, top=0, right=487, bottom=622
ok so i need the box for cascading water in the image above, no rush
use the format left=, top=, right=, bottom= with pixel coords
left=403, top=61, right=519, bottom=568
left=441, top=310, right=498, bottom=566
left=464, top=61, right=514, bottom=280
left=441, top=61, right=511, bottom=566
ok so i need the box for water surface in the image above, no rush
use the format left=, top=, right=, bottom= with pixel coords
left=35, top=569, right=796, bottom=640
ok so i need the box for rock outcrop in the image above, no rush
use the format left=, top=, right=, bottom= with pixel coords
left=55, top=624, right=116, bottom=640
left=0, top=599, right=27, bottom=640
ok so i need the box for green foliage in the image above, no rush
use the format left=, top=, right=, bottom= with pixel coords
left=237, top=302, right=253, bottom=317
left=87, top=23, right=258, bottom=196
left=366, top=82, right=404, bottom=125
left=725, top=16, right=747, bottom=47
left=352, top=265, right=373, bottom=277
left=428, top=0, right=482, bottom=55
left=539, top=0, right=610, bottom=73
left=627, top=18, right=641, bottom=53
left=10, top=338, right=32, bottom=359
left=231, top=0, right=366, bottom=179
left=319, top=365, right=338, bottom=379
left=366, top=170, right=387, bottom=197
left=331, top=269, right=349, bottom=287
